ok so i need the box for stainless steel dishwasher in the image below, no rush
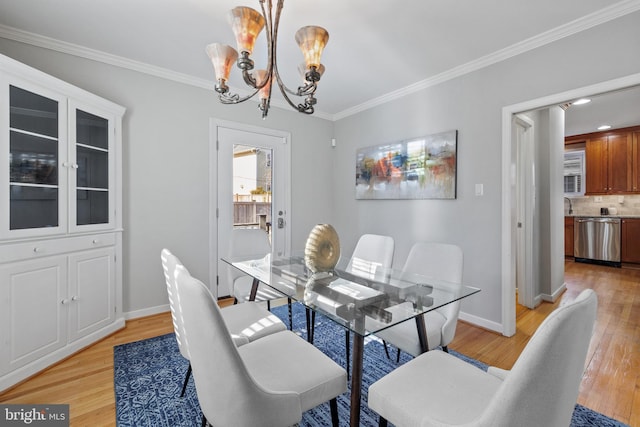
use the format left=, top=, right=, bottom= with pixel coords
left=574, top=217, right=621, bottom=267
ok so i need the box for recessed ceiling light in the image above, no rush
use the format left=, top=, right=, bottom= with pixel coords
left=597, top=125, right=612, bottom=130
left=572, top=98, right=591, bottom=105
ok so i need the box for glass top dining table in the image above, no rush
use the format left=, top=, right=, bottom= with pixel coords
left=222, top=253, right=480, bottom=426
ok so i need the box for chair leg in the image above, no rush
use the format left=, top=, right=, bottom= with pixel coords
left=442, top=345, right=449, bottom=353
left=287, top=298, right=293, bottom=330
left=330, top=398, right=339, bottom=427
left=201, top=414, right=208, bottom=427
left=396, top=347, right=401, bottom=363
left=180, top=363, right=192, bottom=397
left=267, top=300, right=271, bottom=311
left=382, top=340, right=391, bottom=359
left=379, top=415, right=388, bottom=427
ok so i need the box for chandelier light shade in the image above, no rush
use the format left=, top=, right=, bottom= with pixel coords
left=228, top=7, right=265, bottom=55
left=205, top=43, right=239, bottom=93
left=295, top=26, right=329, bottom=69
left=205, top=0, right=329, bottom=118
left=254, top=69, right=271, bottom=102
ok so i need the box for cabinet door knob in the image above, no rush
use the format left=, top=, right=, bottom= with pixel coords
left=61, top=299, right=69, bottom=305
left=33, top=247, right=43, bottom=253
left=71, top=296, right=78, bottom=301
left=92, top=239, right=100, bottom=244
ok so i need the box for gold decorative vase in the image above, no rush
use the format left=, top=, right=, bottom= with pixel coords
left=304, top=224, right=340, bottom=273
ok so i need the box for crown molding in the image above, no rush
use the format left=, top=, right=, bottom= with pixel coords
left=0, top=24, right=215, bottom=90
left=1, top=0, right=639, bottom=123
left=331, top=0, right=640, bottom=121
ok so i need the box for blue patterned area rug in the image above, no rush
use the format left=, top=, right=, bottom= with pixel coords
left=114, top=302, right=627, bottom=426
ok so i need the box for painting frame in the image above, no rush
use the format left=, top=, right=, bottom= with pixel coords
left=355, top=130, right=458, bottom=200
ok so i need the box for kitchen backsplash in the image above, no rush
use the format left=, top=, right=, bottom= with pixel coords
left=565, top=194, right=640, bottom=216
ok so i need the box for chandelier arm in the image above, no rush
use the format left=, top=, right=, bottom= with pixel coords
left=273, top=78, right=315, bottom=113
left=242, top=68, right=258, bottom=88
left=261, top=0, right=276, bottom=80
left=219, top=87, right=261, bottom=104
left=270, top=0, right=313, bottom=113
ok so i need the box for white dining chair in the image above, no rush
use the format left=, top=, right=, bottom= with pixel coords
left=161, top=248, right=286, bottom=397
left=370, top=241, right=463, bottom=360
left=174, top=263, right=348, bottom=427
left=346, top=234, right=396, bottom=279
left=368, top=289, right=598, bottom=427
left=228, top=228, right=293, bottom=329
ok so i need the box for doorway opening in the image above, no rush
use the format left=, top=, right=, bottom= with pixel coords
left=501, top=73, right=640, bottom=337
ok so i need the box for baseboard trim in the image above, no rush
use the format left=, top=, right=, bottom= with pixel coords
left=458, top=311, right=503, bottom=335
left=540, top=283, right=567, bottom=303
left=0, top=319, right=125, bottom=393
left=124, top=304, right=169, bottom=320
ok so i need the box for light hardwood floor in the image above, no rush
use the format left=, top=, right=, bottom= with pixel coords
left=1, top=261, right=638, bottom=426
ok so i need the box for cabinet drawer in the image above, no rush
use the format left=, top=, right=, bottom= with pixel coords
left=0, top=233, right=116, bottom=264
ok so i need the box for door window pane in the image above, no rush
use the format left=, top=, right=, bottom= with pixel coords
left=76, top=190, right=108, bottom=225
left=10, top=86, right=58, bottom=138
left=10, top=131, right=58, bottom=185
left=77, top=146, right=108, bottom=189
left=10, top=186, right=58, bottom=230
left=75, top=109, right=109, bottom=225
left=76, top=110, right=108, bottom=149
left=233, top=145, right=272, bottom=236
left=9, top=86, right=59, bottom=230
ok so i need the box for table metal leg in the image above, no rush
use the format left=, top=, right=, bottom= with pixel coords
left=350, top=333, right=364, bottom=427
left=415, top=313, right=429, bottom=353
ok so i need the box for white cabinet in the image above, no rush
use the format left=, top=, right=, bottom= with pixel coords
left=0, top=53, right=125, bottom=391
left=0, top=256, right=67, bottom=376
left=68, top=247, right=116, bottom=341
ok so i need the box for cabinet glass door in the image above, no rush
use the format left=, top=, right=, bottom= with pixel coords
left=72, top=107, right=112, bottom=228
left=9, top=85, right=61, bottom=231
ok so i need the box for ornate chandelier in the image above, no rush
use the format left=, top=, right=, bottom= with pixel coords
left=206, top=0, right=329, bottom=119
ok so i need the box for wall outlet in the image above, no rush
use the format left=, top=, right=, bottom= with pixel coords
left=595, top=196, right=603, bottom=202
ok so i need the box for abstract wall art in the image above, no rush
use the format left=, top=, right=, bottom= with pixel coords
left=355, top=130, right=457, bottom=200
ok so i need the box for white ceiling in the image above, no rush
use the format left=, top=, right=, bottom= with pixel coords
left=0, top=0, right=639, bottom=131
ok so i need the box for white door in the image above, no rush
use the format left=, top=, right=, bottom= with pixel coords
left=0, top=256, right=67, bottom=375
left=68, top=101, right=117, bottom=234
left=212, top=120, right=291, bottom=298
left=513, top=114, right=536, bottom=309
left=68, top=247, right=115, bottom=342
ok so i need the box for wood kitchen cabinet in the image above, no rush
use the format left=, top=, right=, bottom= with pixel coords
left=585, top=132, right=633, bottom=194
left=633, top=132, right=640, bottom=192
left=621, top=218, right=640, bottom=263
left=564, top=216, right=575, bottom=257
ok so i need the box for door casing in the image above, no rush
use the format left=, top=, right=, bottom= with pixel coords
left=209, top=119, right=291, bottom=298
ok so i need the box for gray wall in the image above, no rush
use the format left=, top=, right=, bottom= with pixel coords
left=1, top=9, right=639, bottom=329
left=0, top=38, right=335, bottom=316
left=332, top=11, right=640, bottom=327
